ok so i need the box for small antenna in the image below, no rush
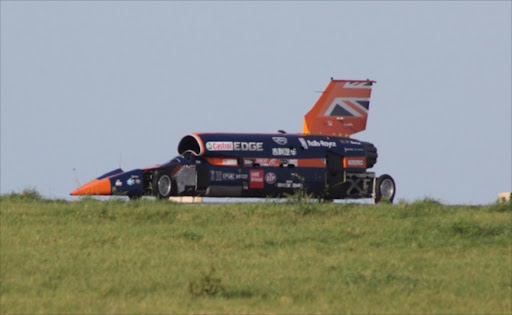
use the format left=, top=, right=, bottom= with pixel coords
left=119, top=153, right=122, bottom=169
left=72, top=168, right=81, bottom=188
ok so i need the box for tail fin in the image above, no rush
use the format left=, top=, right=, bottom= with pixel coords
left=303, top=79, right=375, bottom=136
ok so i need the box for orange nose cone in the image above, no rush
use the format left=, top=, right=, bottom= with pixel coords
left=71, top=178, right=112, bottom=196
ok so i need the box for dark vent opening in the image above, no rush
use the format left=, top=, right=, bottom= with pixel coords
left=178, top=135, right=201, bottom=155
left=362, top=141, right=378, bottom=169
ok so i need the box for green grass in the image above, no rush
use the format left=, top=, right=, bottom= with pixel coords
left=1, top=192, right=511, bottom=314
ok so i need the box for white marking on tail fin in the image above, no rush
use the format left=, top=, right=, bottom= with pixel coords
left=343, top=81, right=373, bottom=89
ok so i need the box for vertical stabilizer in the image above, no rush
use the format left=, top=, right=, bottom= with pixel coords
left=303, top=79, right=375, bottom=136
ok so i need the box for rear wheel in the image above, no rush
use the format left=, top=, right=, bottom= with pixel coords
left=374, top=174, right=396, bottom=204
left=153, top=171, right=176, bottom=199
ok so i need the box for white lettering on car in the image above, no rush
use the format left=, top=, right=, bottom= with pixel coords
left=207, top=141, right=264, bottom=151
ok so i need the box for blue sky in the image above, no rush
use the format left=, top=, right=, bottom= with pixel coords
left=1, top=2, right=510, bottom=204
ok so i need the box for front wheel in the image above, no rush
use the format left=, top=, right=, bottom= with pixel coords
left=374, top=174, right=396, bottom=204
left=152, top=170, right=176, bottom=199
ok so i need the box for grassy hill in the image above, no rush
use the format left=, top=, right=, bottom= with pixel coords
left=1, top=191, right=510, bottom=314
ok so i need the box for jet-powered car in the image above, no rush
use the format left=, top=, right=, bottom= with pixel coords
left=71, top=79, right=396, bottom=203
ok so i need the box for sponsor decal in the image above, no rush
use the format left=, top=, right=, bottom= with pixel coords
left=206, top=141, right=233, bottom=151
left=272, top=147, right=297, bottom=156
left=344, top=147, right=365, bottom=152
left=245, top=158, right=281, bottom=167
left=255, top=158, right=280, bottom=167
left=211, top=171, right=248, bottom=182
left=206, top=141, right=264, bottom=152
left=298, top=138, right=309, bottom=149
left=265, top=172, right=277, bottom=185
left=343, top=157, right=367, bottom=168
left=115, top=179, right=122, bottom=187
left=222, top=173, right=235, bottom=180
left=236, top=174, right=249, bottom=180
left=234, top=142, right=264, bottom=152
left=277, top=181, right=303, bottom=189
left=272, top=137, right=288, bottom=146
left=280, top=159, right=298, bottom=167
left=307, top=139, right=337, bottom=148
left=221, top=159, right=238, bottom=166
left=249, top=170, right=264, bottom=189
left=126, top=176, right=141, bottom=186
left=298, top=138, right=337, bottom=149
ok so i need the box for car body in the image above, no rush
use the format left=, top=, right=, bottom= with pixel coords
left=71, top=79, right=396, bottom=203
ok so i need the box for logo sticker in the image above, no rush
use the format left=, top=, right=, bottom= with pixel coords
left=244, top=158, right=281, bottom=167
left=298, top=138, right=336, bottom=149
left=206, top=141, right=233, bottom=151
left=298, top=138, right=309, bottom=149
left=306, top=139, right=337, bottom=148
left=265, top=172, right=277, bottom=185
left=255, top=158, right=280, bottom=167
left=206, top=141, right=263, bottom=152
left=233, top=142, right=264, bottom=152
left=277, top=181, right=303, bottom=189
left=249, top=170, right=264, bottom=189
left=343, top=157, right=367, bottom=168
left=222, top=173, right=235, bottom=180
left=272, top=148, right=297, bottom=156
left=221, top=159, right=238, bottom=166
left=272, top=137, right=288, bottom=146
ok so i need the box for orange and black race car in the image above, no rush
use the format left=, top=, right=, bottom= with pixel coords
left=71, top=79, right=396, bottom=203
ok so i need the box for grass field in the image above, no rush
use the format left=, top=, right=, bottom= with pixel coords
left=1, top=191, right=511, bottom=314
